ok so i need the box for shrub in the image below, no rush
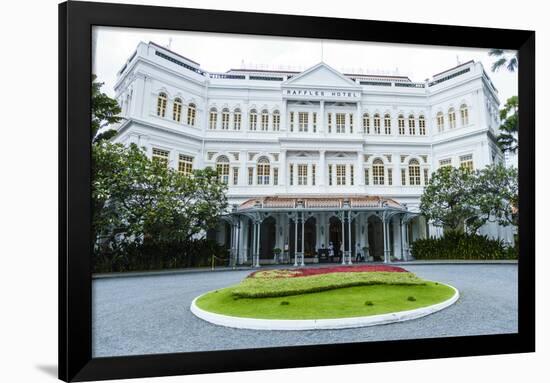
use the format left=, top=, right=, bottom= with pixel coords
left=407, top=296, right=417, bottom=302
left=364, top=300, right=374, bottom=306
left=410, top=232, right=517, bottom=260
left=231, top=271, right=426, bottom=298
left=93, top=238, right=229, bottom=273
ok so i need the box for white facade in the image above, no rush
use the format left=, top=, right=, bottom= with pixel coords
left=112, top=41, right=512, bottom=264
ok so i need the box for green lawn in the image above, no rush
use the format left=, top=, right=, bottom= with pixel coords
left=195, top=282, right=455, bottom=320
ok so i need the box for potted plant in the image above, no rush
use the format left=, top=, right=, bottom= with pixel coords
left=273, top=247, right=282, bottom=263
left=363, top=246, right=373, bottom=262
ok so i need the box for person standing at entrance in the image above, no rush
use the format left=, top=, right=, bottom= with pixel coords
left=328, top=242, right=334, bottom=262
left=355, top=242, right=364, bottom=262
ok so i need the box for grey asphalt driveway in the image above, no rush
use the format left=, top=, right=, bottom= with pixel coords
left=92, top=264, right=518, bottom=357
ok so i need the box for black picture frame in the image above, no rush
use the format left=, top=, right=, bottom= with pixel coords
left=59, top=1, right=535, bottom=381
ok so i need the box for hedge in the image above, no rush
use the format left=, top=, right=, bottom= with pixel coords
left=410, top=232, right=518, bottom=260
left=231, top=271, right=426, bottom=298
left=93, top=238, right=229, bottom=273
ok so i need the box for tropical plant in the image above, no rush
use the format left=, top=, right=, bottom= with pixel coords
left=497, top=96, right=519, bottom=153
left=92, top=74, right=122, bottom=143
left=92, top=141, right=228, bottom=266
left=410, top=232, right=517, bottom=260
left=488, top=49, right=518, bottom=72
left=421, top=164, right=518, bottom=234
left=420, top=166, right=477, bottom=232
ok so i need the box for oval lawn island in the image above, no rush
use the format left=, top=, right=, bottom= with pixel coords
left=191, top=265, right=459, bottom=330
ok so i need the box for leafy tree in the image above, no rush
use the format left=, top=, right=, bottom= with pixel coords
left=92, top=74, right=122, bottom=143
left=489, top=49, right=518, bottom=72
left=473, top=164, right=518, bottom=227
left=497, top=96, right=519, bottom=154
left=92, top=142, right=228, bottom=255
left=421, top=164, right=518, bottom=234
left=420, top=166, right=477, bottom=232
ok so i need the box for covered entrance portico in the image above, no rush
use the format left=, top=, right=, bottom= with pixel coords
left=221, top=196, right=420, bottom=267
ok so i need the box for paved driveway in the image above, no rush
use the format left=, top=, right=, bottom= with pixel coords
left=92, top=264, right=517, bottom=357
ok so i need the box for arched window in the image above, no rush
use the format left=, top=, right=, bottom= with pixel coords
left=173, top=98, right=182, bottom=122
left=187, top=103, right=196, bottom=126
left=372, top=159, right=385, bottom=185
left=373, top=114, right=381, bottom=134
left=384, top=114, right=391, bottom=134
left=398, top=114, right=405, bottom=135
left=448, top=108, right=456, bottom=129
left=221, top=108, right=230, bottom=130
left=408, top=114, right=416, bottom=135
left=409, top=159, right=421, bottom=185
left=436, top=112, right=444, bottom=132
left=257, top=157, right=270, bottom=185
left=419, top=115, right=426, bottom=135
left=362, top=113, right=370, bottom=134
left=249, top=109, right=258, bottom=131
left=272, top=110, right=280, bottom=131
left=460, top=104, right=469, bottom=126
left=209, top=108, right=218, bottom=130
left=261, top=109, right=269, bottom=131
left=157, top=92, right=167, bottom=117
left=216, top=156, right=230, bottom=184
left=233, top=108, right=241, bottom=130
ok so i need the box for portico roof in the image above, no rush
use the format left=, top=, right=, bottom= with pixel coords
left=236, top=195, right=407, bottom=212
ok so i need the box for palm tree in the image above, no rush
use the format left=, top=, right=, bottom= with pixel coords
left=489, top=49, right=518, bottom=72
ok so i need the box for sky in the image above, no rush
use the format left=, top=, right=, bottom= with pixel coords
left=93, top=26, right=518, bottom=103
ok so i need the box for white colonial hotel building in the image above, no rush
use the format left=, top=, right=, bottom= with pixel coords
left=113, top=41, right=513, bottom=266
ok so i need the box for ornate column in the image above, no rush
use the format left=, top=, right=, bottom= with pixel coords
left=294, top=214, right=299, bottom=267
left=319, top=100, right=325, bottom=133
left=319, top=150, right=326, bottom=187
left=364, top=215, right=370, bottom=261
left=280, top=149, right=287, bottom=188
left=348, top=212, right=353, bottom=265
left=356, top=151, right=363, bottom=186
left=341, top=212, right=346, bottom=265
left=251, top=220, right=257, bottom=266
left=255, top=220, right=261, bottom=267
left=356, top=102, right=362, bottom=135
left=382, top=214, right=388, bottom=263
left=300, top=212, right=305, bottom=267
left=281, top=99, right=288, bottom=132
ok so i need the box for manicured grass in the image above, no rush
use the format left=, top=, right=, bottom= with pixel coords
left=232, top=271, right=426, bottom=298
left=196, top=282, right=455, bottom=320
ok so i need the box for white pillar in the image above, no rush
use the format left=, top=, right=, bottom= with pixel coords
left=301, top=212, right=305, bottom=266
left=348, top=212, right=353, bottom=265
left=319, top=100, right=325, bottom=133
left=281, top=99, right=288, bottom=132
left=255, top=221, right=261, bottom=267
left=383, top=215, right=388, bottom=263
left=341, top=214, right=346, bottom=265
left=319, top=150, right=326, bottom=187
left=280, top=150, right=287, bottom=188
left=392, top=216, right=402, bottom=260
left=356, top=151, right=363, bottom=186
left=294, top=213, right=298, bottom=266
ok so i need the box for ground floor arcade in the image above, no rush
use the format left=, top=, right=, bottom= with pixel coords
left=211, top=196, right=427, bottom=266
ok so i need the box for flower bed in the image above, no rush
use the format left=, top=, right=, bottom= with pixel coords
left=250, top=265, right=407, bottom=279
left=231, top=268, right=423, bottom=298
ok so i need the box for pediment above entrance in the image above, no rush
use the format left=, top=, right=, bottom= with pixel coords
left=282, top=62, right=361, bottom=102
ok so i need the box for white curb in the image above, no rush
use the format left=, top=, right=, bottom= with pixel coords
left=190, top=283, right=460, bottom=331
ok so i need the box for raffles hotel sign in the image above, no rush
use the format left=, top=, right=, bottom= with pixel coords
left=283, top=88, right=361, bottom=101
